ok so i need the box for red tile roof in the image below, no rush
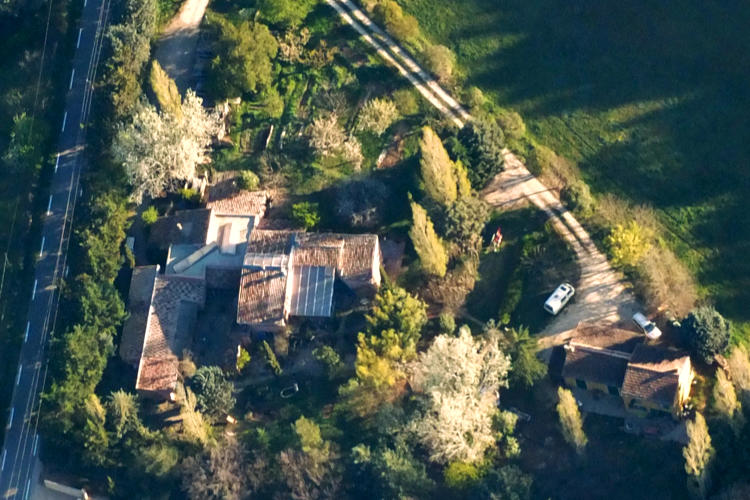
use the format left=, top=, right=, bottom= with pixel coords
left=206, top=175, right=268, bottom=216
left=236, top=267, right=288, bottom=325
left=136, top=275, right=205, bottom=393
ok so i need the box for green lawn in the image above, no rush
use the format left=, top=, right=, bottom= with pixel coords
left=401, top=0, right=750, bottom=337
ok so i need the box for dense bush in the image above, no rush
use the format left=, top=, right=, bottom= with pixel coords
left=191, top=366, right=236, bottom=421
left=635, top=246, right=697, bottom=317
left=496, top=108, right=526, bottom=141
left=238, top=170, right=260, bottom=191
left=291, top=201, right=321, bottom=229
left=335, top=179, right=389, bottom=229
left=561, top=180, right=594, bottom=215
left=457, top=118, right=505, bottom=188
left=141, top=205, right=158, bottom=225
left=680, top=306, right=731, bottom=364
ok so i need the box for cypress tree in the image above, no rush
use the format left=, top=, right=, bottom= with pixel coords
left=419, top=126, right=457, bottom=206
left=409, top=200, right=447, bottom=277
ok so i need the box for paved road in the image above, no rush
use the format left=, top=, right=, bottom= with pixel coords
left=0, top=0, right=110, bottom=497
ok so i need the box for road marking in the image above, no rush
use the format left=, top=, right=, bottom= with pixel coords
left=76, top=28, right=83, bottom=48
left=15, top=365, right=22, bottom=386
left=61, top=111, right=67, bottom=132
left=7, top=408, right=13, bottom=428
left=31, top=279, right=37, bottom=300
left=39, top=236, right=45, bottom=257
left=47, top=195, right=53, bottom=215
left=33, top=434, right=39, bottom=456
left=64, top=265, right=69, bottom=278
left=1, top=449, right=5, bottom=471
left=69, top=69, right=75, bottom=89
left=55, top=153, right=60, bottom=172
left=24, top=321, right=30, bottom=342
left=24, top=478, right=30, bottom=500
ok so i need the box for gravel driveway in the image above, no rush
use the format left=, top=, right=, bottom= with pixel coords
left=154, top=0, right=210, bottom=94
left=483, top=151, right=641, bottom=356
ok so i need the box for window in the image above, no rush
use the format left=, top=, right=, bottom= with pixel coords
left=608, top=386, right=619, bottom=396
left=576, top=379, right=587, bottom=390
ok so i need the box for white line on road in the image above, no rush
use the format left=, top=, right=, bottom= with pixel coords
left=33, top=434, right=39, bottom=456
left=24, top=321, right=29, bottom=342
left=24, top=478, right=30, bottom=500
left=31, top=279, right=37, bottom=301
left=61, top=111, right=67, bottom=132
left=55, top=153, right=60, bottom=172
left=1, top=449, right=5, bottom=471
left=47, top=195, right=53, bottom=215
left=7, top=408, right=13, bottom=428
left=39, top=236, right=45, bottom=257
left=69, top=69, right=75, bottom=89
left=15, top=365, right=22, bottom=386
left=76, top=28, right=83, bottom=48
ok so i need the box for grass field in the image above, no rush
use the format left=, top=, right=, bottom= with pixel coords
left=400, top=0, right=750, bottom=337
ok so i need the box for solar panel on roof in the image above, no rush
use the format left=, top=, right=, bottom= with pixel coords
left=289, top=266, right=334, bottom=318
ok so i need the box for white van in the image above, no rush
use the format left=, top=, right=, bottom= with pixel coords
left=632, top=312, right=662, bottom=340
left=544, top=283, right=575, bottom=315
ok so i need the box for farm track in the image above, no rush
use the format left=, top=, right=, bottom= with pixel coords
left=329, top=0, right=643, bottom=351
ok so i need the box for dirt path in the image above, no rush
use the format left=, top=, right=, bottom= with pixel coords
left=483, top=151, right=641, bottom=355
left=329, top=1, right=643, bottom=353
left=325, top=0, right=466, bottom=128
left=154, top=0, right=210, bottom=94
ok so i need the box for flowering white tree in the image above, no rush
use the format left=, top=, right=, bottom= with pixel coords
left=307, top=112, right=363, bottom=169
left=113, top=90, right=221, bottom=202
left=409, top=327, right=510, bottom=464
left=357, top=98, right=398, bottom=136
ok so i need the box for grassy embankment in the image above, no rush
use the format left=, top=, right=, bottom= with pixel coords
left=400, top=0, right=750, bottom=339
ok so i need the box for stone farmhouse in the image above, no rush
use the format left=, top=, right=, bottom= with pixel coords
left=120, top=181, right=381, bottom=399
left=560, top=323, right=694, bottom=419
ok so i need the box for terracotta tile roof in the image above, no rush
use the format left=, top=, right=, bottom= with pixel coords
left=136, top=275, right=205, bottom=393
left=621, top=344, right=690, bottom=408
left=339, top=234, right=379, bottom=283
left=294, top=233, right=379, bottom=283
left=246, top=229, right=295, bottom=254
left=148, top=209, right=211, bottom=250
left=206, top=175, right=268, bottom=216
left=237, top=230, right=380, bottom=327
left=236, top=267, right=288, bottom=325
left=292, top=244, right=342, bottom=269
left=120, top=266, right=158, bottom=366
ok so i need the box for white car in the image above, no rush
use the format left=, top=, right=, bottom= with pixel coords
left=544, top=283, right=575, bottom=315
left=632, top=312, right=662, bottom=340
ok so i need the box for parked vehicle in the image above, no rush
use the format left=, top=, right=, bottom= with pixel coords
left=544, top=283, right=575, bottom=315
left=632, top=312, right=662, bottom=339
